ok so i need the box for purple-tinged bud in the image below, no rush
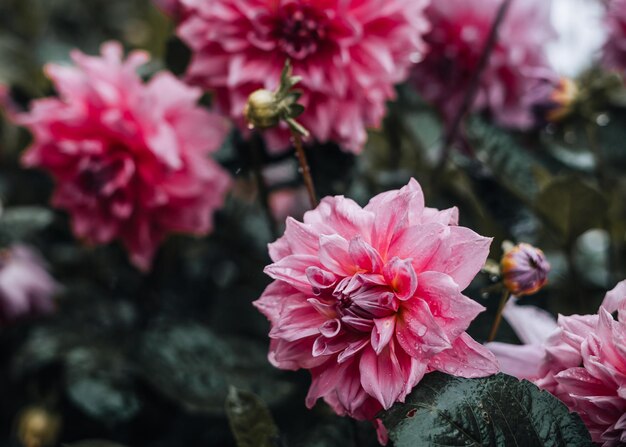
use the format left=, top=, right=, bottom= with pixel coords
left=501, top=243, right=550, bottom=296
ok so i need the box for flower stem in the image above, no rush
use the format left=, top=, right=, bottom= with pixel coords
left=291, top=130, right=318, bottom=208
left=434, top=0, right=513, bottom=174
left=487, top=288, right=511, bottom=342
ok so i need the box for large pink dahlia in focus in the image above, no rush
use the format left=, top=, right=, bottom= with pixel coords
left=602, top=0, right=626, bottom=77
left=176, top=0, right=430, bottom=153
left=412, top=0, right=556, bottom=129
left=16, top=42, right=231, bottom=271
left=254, top=179, right=499, bottom=426
left=488, top=281, right=626, bottom=446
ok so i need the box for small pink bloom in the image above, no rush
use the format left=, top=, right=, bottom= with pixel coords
left=0, top=245, right=59, bottom=324
left=488, top=281, right=626, bottom=446
left=501, top=243, right=550, bottom=296
left=602, top=0, right=626, bottom=77
left=254, top=179, right=498, bottom=426
left=412, top=0, right=556, bottom=129
left=15, top=42, right=231, bottom=271
left=175, top=0, right=430, bottom=153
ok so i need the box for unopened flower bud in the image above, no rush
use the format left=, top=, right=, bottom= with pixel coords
left=545, top=77, right=578, bottom=123
left=532, top=77, right=579, bottom=125
left=501, top=243, right=550, bottom=296
left=244, top=89, right=280, bottom=129
left=16, top=406, right=61, bottom=447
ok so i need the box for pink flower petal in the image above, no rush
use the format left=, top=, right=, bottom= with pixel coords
left=429, top=333, right=499, bottom=378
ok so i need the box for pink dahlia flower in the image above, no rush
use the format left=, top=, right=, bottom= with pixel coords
left=176, top=0, right=430, bottom=153
left=412, top=0, right=556, bottom=129
left=0, top=245, right=59, bottom=324
left=488, top=281, right=626, bottom=446
left=16, top=42, right=231, bottom=271
left=254, top=179, right=498, bottom=427
left=602, top=0, right=626, bottom=77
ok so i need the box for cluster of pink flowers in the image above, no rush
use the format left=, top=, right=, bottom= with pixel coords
left=174, top=0, right=430, bottom=153
left=254, top=179, right=499, bottom=437
left=488, top=281, right=626, bottom=446
left=412, top=0, right=556, bottom=129
left=602, top=0, right=626, bottom=77
left=0, top=245, right=58, bottom=324
left=16, top=42, right=231, bottom=271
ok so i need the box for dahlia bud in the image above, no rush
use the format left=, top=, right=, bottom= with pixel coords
left=532, top=77, right=579, bottom=124
left=500, top=243, right=550, bottom=296
left=16, top=406, right=61, bottom=447
left=243, top=60, right=309, bottom=137
left=545, top=77, right=579, bottom=123
left=244, top=89, right=281, bottom=129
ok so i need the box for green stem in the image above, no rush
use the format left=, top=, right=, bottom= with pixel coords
left=487, top=289, right=511, bottom=342
left=291, top=130, right=318, bottom=209
left=434, top=0, right=513, bottom=175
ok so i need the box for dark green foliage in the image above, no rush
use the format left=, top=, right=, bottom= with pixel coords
left=225, top=387, right=280, bottom=447
left=382, top=372, right=593, bottom=447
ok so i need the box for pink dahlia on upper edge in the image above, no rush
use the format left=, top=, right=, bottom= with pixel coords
left=488, top=281, right=626, bottom=446
left=176, top=0, right=430, bottom=153
left=15, top=42, right=231, bottom=271
left=412, top=0, right=556, bottom=129
left=254, top=179, right=499, bottom=435
left=602, top=0, right=626, bottom=77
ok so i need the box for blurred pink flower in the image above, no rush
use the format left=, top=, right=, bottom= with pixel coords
left=412, top=0, right=556, bottom=129
left=153, top=0, right=187, bottom=19
left=176, top=0, right=430, bottom=153
left=16, top=42, right=231, bottom=271
left=602, top=0, right=626, bottom=77
left=0, top=245, right=59, bottom=324
left=254, top=178, right=498, bottom=427
left=488, top=281, right=626, bottom=446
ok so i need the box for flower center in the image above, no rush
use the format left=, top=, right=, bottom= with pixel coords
left=308, top=270, right=398, bottom=334
left=274, top=3, right=329, bottom=60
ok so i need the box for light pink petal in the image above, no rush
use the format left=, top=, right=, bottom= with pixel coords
left=602, top=280, right=626, bottom=314
left=359, top=344, right=405, bottom=409
left=264, top=254, right=319, bottom=292
left=388, top=223, right=447, bottom=272
left=269, top=337, right=325, bottom=371
left=427, top=226, right=492, bottom=289
left=383, top=257, right=418, bottom=301
left=349, top=236, right=383, bottom=273
left=430, top=333, right=499, bottom=378
left=371, top=316, right=396, bottom=354
left=396, top=298, right=451, bottom=357
left=502, top=299, right=558, bottom=345
left=486, top=342, right=545, bottom=380
left=416, top=271, right=485, bottom=340
left=366, top=178, right=425, bottom=257
left=318, top=234, right=355, bottom=276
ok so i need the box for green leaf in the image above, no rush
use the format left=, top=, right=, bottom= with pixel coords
left=0, top=206, right=54, bottom=244
left=467, top=117, right=553, bottom=202
left=137, top=322, right=295, bottom=416
left=382, top=372, right=592, bottom=447
left=226, top=387, right=280, bottom=447
left=64, top=347, right=140, bottom=423
left=535, top=175, right=607, bottom=243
